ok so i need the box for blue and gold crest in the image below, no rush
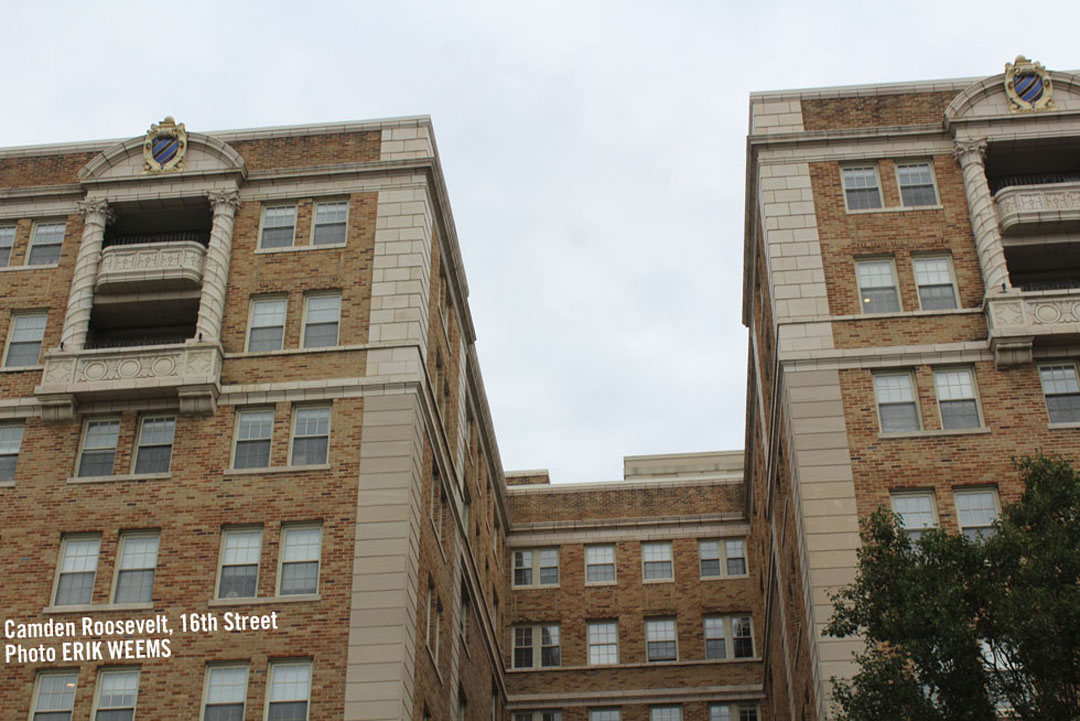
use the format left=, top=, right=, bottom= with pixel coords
left=143, top=116, right=187, bottom=172
left=1005, top=56, right=1054, bottom=112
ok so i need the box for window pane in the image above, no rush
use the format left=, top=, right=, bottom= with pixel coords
left=28, top=223, right=65, bottom=265
left=934, top=369, right=975, bottom=400
left=726, top=539, right=747, bottom=575
left=291, top=437, right=327, bottom=466
left=0, top=226, right=13, bottom=267
left=892, top=494, right=935, bottom=534
left=898, top=164, right=936, bottom=206
left=219, top=566, right=258, bottom=598
left=843, top=168, right=882, bottom=210
left=919, top=285, right=957, bottom=310
left=280, top=561, right=319, bottom=595
left=650, top=707, right=681, bottom=721
left=956, top=491, right=998, bottom=530
left=35, top=672, right=77, bottom=713
left=314, top=202, right=348, bottom=245
left=586, top=546, right=613, bottom=564
left=710, top=706, right=731, bottom=721
left=1040, top=365, right=1080, bottom=394
left=234, top=440, right=270, bottom=469
left=587, top=563, right=615, bottom=583
left=0, top=423, right=23, bottom=482
left=269, top=663, right=310, bottom=701
left=1047, top=394, right=1080, bottom=423
left=267, top=702, right=308, bottom=721
left=940, top=399, right=980, bottom=429
left=261, top=207, right=296, bottom=248
left=7, top=313, right=47, bottom=367
left=879, top=403, right=919, bottom=432
left=204, top=707, right=244, bottom=721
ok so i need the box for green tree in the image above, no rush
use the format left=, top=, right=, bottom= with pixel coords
left=826, top=454, right=1080, bottom=721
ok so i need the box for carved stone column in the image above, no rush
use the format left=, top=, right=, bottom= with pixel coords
left=954, top=139, right=1012, bottom=294
left=195, top=190, right=240, bottom=342
left=59, top=199, right=112, bottom=351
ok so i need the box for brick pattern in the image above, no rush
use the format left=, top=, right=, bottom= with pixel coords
left=800, top=91, right=956, bottom=131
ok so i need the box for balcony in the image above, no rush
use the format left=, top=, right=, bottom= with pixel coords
left=35, top=341, right=222, bottom=421
left=96, top=232, right=209, bottom=293
left=993, top=179, right=1080, bottom=236
left=986, top=289, right=1080, bottom=367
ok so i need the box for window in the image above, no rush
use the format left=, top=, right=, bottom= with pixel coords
left=515, top=713, right=562, bottom=721
left=585, top=544, right=615, bottom=584
left=645, top=618, right=677, bottom=662
left=891, top=492, right=937, bottom=542
left=704, top=615, right=754, bottom=659
left=279, top=525, right=321, bottom=595
left=54, top=535, right=101, bottom=606
left=587, top=621, right=619, bottom=665
left=94, top=668, right=139, bottom=721
left=203, top=665, right=248, bottom=721
left=642, top=541, right=673, bottom=580
left=934, top=367, right=981, bottom=429
left=27, top=221, right=65, bottom=265
left=856, top=258, right=900, bottom=314
left=248, top=297, right=287, bottom=352
left=4, top=311, right=46, bottom=367
left=260, top=206, right=296, bottom=249
left=873, top=372, right=920, bottom=432
left=77, top=418, right=119, bottom=477
left=302, top=293, right=341, bottom=348
left=842, top=166, right=882, bottom=210
left=650, top=706, right=682, bottom=721
left=313, top=200, right=348, bottom=245
left=290, top=406, right=330, bottom=466
left=113, top=532, right=159, bottom=603
left=31, top=670, right=78, bottom=721
left=513, top=624, right=560, bottom=668
left=513, top=548, right=559, bottom=587
left=912, top=256, right=957, bottom=310
left=1040, top=364, right=1080, bottom=423
left=218, top=528, right=262, bottom=599
left=591, top=710, right=621, bottom=721
left=426, top=585, right=442, bottom=662
left=699, top=538, right=747, bottom=577
left=0, top=422, right=22, bottom=482
left=0, top=225, right=14, bottom=266
left=897, top=162, right=937, bottom=207
left=955, top=489, right=999, bottom=542
left=710, top=704, right=759, bottom=721
left=704, top=616, right=726, bottom=659
left=133, top=416, right=175, bottom=474
left=233, top=409, right=273, bottom=469
left=266, top=661, right=311, bottom=721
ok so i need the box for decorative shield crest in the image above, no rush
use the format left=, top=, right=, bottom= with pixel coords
left=1005, top=56, right=1054, bottom=112
left=143, top=116, right=187, bottom=172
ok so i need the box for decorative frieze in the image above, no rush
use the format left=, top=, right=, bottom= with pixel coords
left=994, top=181, right=1080, bottom=235
left=986, top=291, right=1080, bottom=367
left=96, top=241, right=206, bottom=292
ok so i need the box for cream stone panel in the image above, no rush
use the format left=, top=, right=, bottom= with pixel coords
left=750, top=99, right=805, bottom=135
left=381, top=122, right=435, bottom=161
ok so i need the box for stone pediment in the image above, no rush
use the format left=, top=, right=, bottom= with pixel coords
left=79, top=118, right=246, bottom=184
left=946, top=58, right=1080, bottom=127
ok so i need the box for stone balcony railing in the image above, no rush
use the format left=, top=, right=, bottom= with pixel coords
left=986, top=289, right=1080, bottom=367
left=35, top=342, right=222, bottom=421
left=994, top=181, right=1080, bottom=236
left=96, top=240, right=207, bottom=293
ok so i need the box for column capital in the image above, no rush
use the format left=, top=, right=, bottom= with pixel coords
left=953, top=138, right=988, bottom=166
left=206, top=190, right=240, bottom=214
left=76, top=198, right=114, bottom=222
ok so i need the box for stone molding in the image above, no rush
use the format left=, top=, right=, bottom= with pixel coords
left=995, top=181, right=1080, bottom=234
left=59, top=200, right=111, bottom=351
left=954, top=138, right=1012, bottom=293
left=96, top=241, right=206, bottom=292
left=986, top=291, right=1080, bottom=367
left=194, top=191, right=240, bottom=342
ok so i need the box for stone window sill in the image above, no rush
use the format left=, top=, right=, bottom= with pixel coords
left=0, top=480, right=14, bottom=488
left=878, top=427, right=991, bottom=440
left=254, top=243, right=347, bottom=255
left=846, top=204, right=943, bottom=215
left=223, top=464, right=331, bottom=477
left=208, top=594, right=320, bottom=607
left=584, top=581, right=618, bottom=587
left=0, top=364, right=43, bottom=373
left=43, top=602, right=154, bottom=614
left=68, top=472, right=171, bottom=484
left=700, top=574, right=750, bottom=582
left=642, top=578, right=675, bottom=585
left=1047, top=422, right=1080, bottom=430
left=832, top=307, right=982, bottom=323
left=226, top=344, right=363, bottom=359
left=1, top=264, right=59, bottom=272
left=507, top=657, right=762, bottom=672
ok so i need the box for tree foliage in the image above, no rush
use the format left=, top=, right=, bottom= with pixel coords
left=826, top=454, right=1080, bottom=721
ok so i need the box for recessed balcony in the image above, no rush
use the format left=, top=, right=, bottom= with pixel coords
left=993, top=180, right=1080, bottom=236
left=96, top=233, right=209, bottom=293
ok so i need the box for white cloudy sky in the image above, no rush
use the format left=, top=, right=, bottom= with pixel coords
left=2, top=1, right=1077, bottom=482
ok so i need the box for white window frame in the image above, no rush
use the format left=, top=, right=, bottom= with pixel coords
left=311, top=199, right=349, bottom=246
left=232, top=408, right=274, bottom=470
left=0, top=421, right=23, bottom=483
left=841, top=165, right=883, bottom=211
left=698, top=538, right=747, bottom=578
left=512, top=548, right=559, bottom=587
left=645, top=617, right=677, bottom=662
left=277, top=523, right=322, bottom=596
left=76, top=417, right=120, bottom=478
left=704, top=615, right=755, bottom=660
left=216, top=527, right=263, bottom=600
left=0, top=224, right=15, bottom=267
left=1040, top=363, right=1080, bottom=424
left=201, top=663, right=249, bottom=721
left=895, top=160, right=939, bottom=207
left=246, top=296, right=288, bottom=352
left=585, top=544, right=616, bottom=585
left=709, top=703, right=760, bottom=721
left=855, top=257, right=901, bottom=314
left=587, top=620, right=619, bottom=665
left=649, top=706, right=682, bottom=721
left=53, top=533, right=102, bottom=607
left=26, top=220, right=65, bottom=266
left=111, top=531, right=160, bottom=604
left=30, top=669, right=79, bottom=721
left=642, top=541, right=673, bottom=581
left=289, top=405, right=331, bottom=467
left=258, top=205, right=297, bottom=249
left=302, top=292, right=341, bottom=348
left=891, top=491, right=938, bottom=542
left=4, top=311, right=47, bottom=367
left=132, top=416, right=175, bottom=475
left=265, top=660, right=312, bottom=721
left=91, top=667, right=140, bottom=721
left=933, top=366, right=983, bottom=430
left=954, top=488, right=1000, bottom=542
left=873, top=371, right=921, bottom=433
left=514, top=713, right=562, bottom=721
left=912, top=255, right=958, bottom=310
left=513, top=624, right=561, bottom=668
left=590, top=710, right=621, bottom=721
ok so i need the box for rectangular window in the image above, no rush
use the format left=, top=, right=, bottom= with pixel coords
left=591, top=710, right=621, bottom=721
left=704, top=616, right=754, bottom=659
left=94, top=668, right=139, bottom=721
left=650, top=706, right=682, bottom=721
left=874, top=372, right=920, bottom=432
left=699, top=538, right=747, bottom=578
left=513, top=548, right=559, bottom=587
left=218, top=528, right=262, bottom=599
left=0, top=225, right=14, bottom=267
left=260, top=206, right=296, bottom=249
left=55, top=535, right=101, bottom=606
left=233, top=409, right=273, bottom=469
left=0, top=422, right=23, bottom=482
left=77, top=419, right=120, bottom=477
left=27, top=221, right=65, bottom=265
left=32, top=670, right=78, bottom=721
left=732, top=616, right=754, bottom=658
left=515, top=713, right=562, bottom=721
left=248, top=297, right=287, bottom=352
left=290, top=406, right=330, bottom=466
left=266, top=661, right=311, bottom=721
left=955, top=489, right=999, bottom=542
left=585, top=544, right=615, bottom=584
left=113, top=532, right=159, bottom=604
left=892, top=492, right=937, bottom=542
left=642, top=541, right=673, bottom=580
left=934, top=367, right=981, bottom=429
left=710, top=704, right=759, bottom=721
left=204, top=665, right=248, bottom=721
left=842, top=166, right=882, bottom=210
left=913, top=256, right=957, bottom=310
left=279, top=525, right=321, bottom=595
left=897, top=162, right=938, bottom=207
left=312, top=201, right=348, bottom=245
left=726, top=539, right=747, bottom=575
left=133, top=416, right=175, bottom=474
left=5, top=311, right=47, bottom=367
left=704, top=616, right=727, bottom=659
left=302, top=293, right=341, bottom=348
left=587, top=621, right=618, bottom=665
left=1040, top=364, right=1080, bottom=423
left=699, top=539, right=721, bottom=577
left=513, top=625, right=560, bottom=668
left=856, top=259, right=900, bottom=314
left=645, top=618, right=677, bottom=662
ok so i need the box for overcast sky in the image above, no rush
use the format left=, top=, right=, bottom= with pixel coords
left=2, top=1, right=1077, bottom=482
